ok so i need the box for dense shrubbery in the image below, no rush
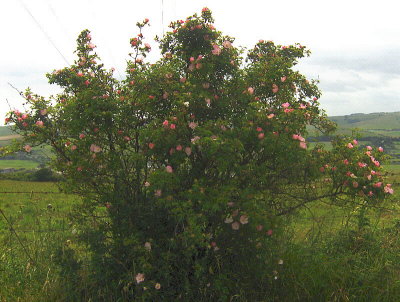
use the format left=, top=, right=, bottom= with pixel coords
left=3, top=8, right=395, bottom=301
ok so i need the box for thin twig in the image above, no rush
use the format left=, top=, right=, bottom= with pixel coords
left=7, top=82, right=25, bottom=99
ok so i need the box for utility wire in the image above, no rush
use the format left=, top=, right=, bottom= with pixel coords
left=44, top=0, right=74, bottom=43
left=88, top=0, right=123, bottom=80
left=162, top=0, right=165, bottom=36
left=17, top=0, right=70, bottom=66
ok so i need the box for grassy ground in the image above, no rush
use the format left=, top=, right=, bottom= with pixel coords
left=0, top=160, right=39, bottom=169
left=0, top=180, right=81, bottom=301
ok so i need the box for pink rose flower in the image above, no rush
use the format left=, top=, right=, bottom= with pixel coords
left=90, top=144, right=102, bottom=153
left=189, top=122, right=197, bottom=129
left=135, top=273, right=145, bottom=284
left=212, top=44, right=221, bottom=55
left=24, top=145, right=32, bottom=152
left=231, top=221, right=240, bottom=230
left=239, top=215, right=249, bottom=224
left=384, top=184, right=394, bottom=194
left=166, top=165, right=173, bottom=173
left=222, top=40, right=232, bottom=48
left=357, top=162, right=367, bottom=168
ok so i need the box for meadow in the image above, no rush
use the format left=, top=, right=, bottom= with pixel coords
left=0, top=181, right=80, bottom=301
left=0, top=166, right=399, bottom=301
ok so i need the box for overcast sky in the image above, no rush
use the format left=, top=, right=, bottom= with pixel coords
left=1, top=0, right=399, bottom=121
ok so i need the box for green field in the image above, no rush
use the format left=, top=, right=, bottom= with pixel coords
left=0, top=159, right=39, bottom=169
left=0, top=180, right=81, bottom=301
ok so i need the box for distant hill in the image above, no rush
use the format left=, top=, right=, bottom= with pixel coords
left=330, top=112, right=400, bottom=137
left=0, top=125, right=13, bottom=137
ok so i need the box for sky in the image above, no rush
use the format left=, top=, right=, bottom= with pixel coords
left=1, top=0, right=399, bottom=121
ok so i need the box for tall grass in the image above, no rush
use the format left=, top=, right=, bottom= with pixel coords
left=0, top=180, right=80, bottom=301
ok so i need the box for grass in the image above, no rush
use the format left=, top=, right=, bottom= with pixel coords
left=0, top=180, right=81, bottom=301
left=0, top=160, right=39, bottom=169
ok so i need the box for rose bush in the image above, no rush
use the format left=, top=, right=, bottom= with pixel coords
left=4, top=8, right=393, bottom=301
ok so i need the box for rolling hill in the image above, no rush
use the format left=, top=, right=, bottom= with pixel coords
left=330, top=112, right=400, bottom=137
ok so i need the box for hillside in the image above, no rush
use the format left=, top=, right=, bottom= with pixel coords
left=0, top=125, right=13, bottom=137
left=330, top=112, right=400, bottom=137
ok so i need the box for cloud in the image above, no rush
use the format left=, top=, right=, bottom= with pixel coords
left=305, top=48, right=400, bottom=76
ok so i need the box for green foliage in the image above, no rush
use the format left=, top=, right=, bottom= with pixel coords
left=4, top=8, right=395, bottom=301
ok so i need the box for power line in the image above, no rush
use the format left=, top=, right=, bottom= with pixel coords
left=87, top=0, right=123, bottom=80
left=17, top=0, right=70, bottom=66
left=162, top=0, right=165, bottom=36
